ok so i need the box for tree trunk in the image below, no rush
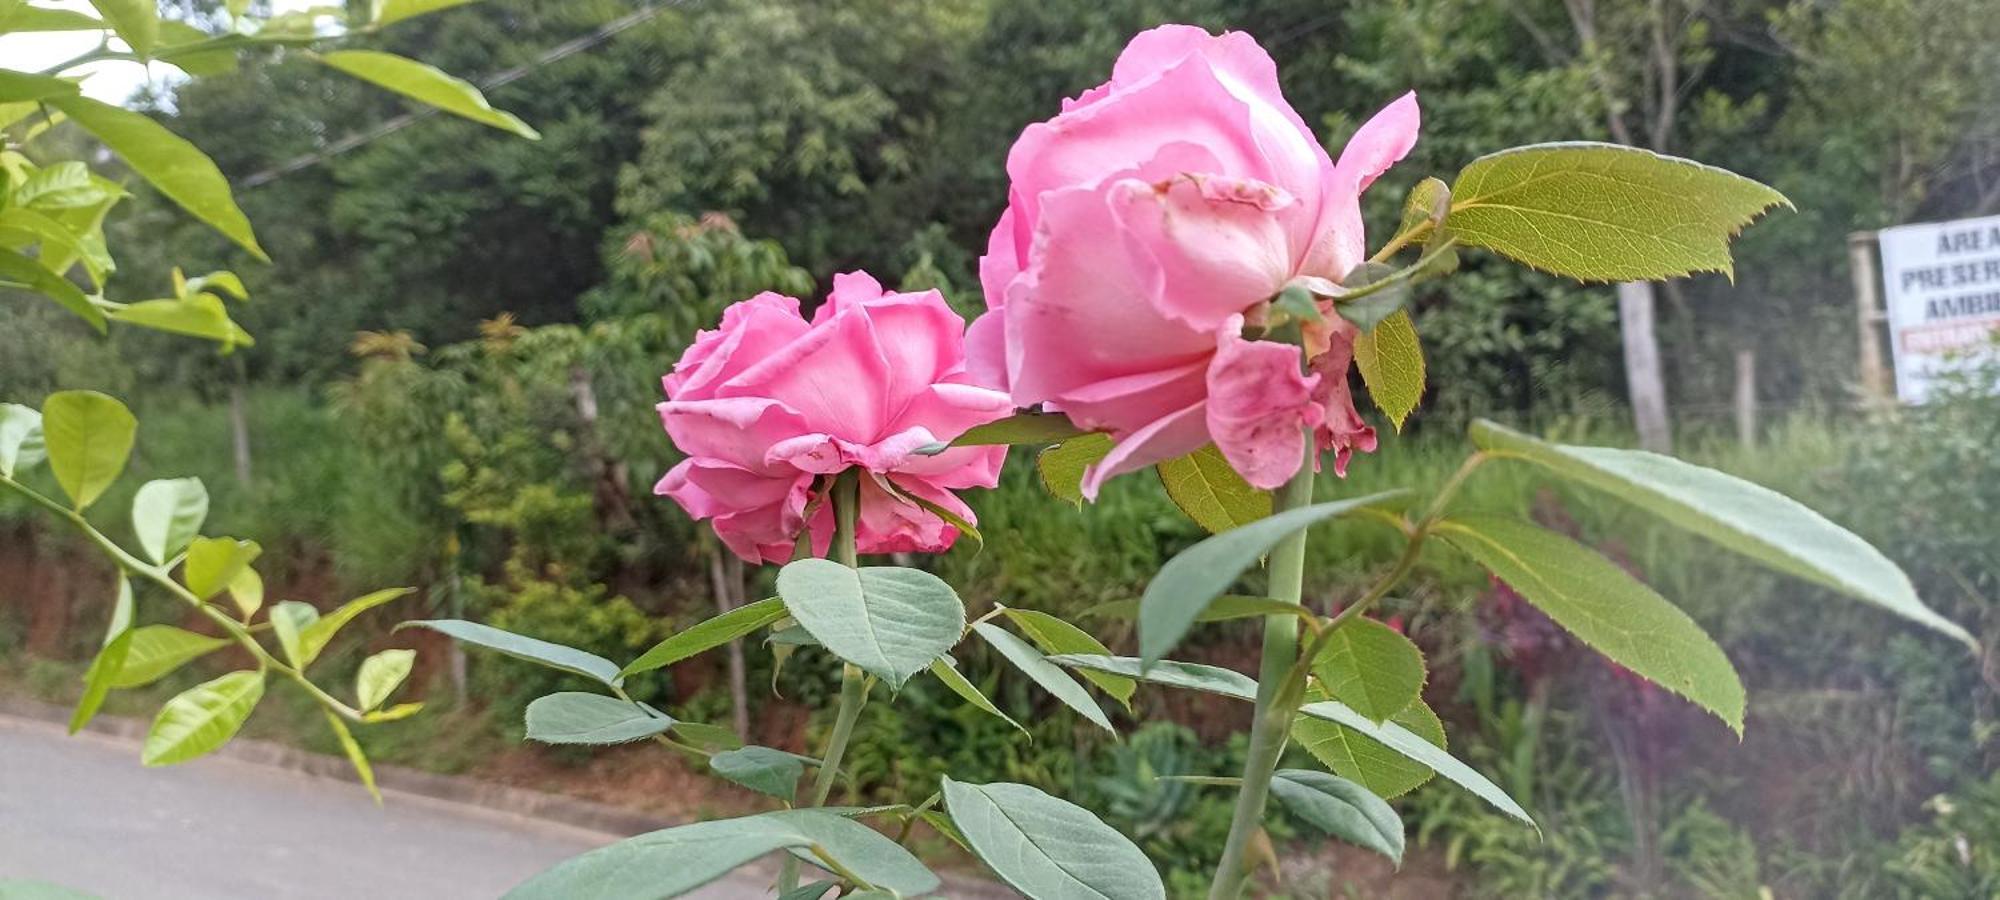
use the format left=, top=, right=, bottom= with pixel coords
left=1619, top=281, right=1672, bottom=451
left=229, top=366, right=253, bottom=487
left=708, top=544, right=751, bottom=741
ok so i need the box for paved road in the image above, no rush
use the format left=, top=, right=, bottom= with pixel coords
left=0, top=717, right=766, bottom=899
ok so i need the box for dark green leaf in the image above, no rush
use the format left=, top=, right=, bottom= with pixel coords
left=1353, top=310, right=1424, bottom=432
left=1298, top=697, right=1533, bottom=828
left=928, top=657, right=1026, bottom=735
left=775, top=561, right=964, bottom=688
left=1083, top=595, right=1313, bottom=624
left=1471, top=419, right=1975, bottom=649
left=624, top=597, right=786, bottom=676
left=1312, top=618, right=1425, bottom=723
left=523, top=692, right=673, bottom=745
left=1139, top=492, right=1408, bottom=665
left=1157, top=444, right=1270, bottom=534
left=709, top=746, right=806, bottom=799
left=942, top=777, right=1165, bottom=900
left=672, top=721, right=745, bottom=754
left=1293, top=697, right=1444, bottom=799
left=1002, top=607, right=1133, bottom=711
left=1446, top=142, right=1788, bottom=282
left=1269, top=769, right=1404, bottom=865
left=403, top=619, right=624, bottom=687
left=1435, top=515, right=1745, bottom=734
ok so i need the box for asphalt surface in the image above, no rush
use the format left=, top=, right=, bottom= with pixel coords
left=0, top=717, right=768, bottom=899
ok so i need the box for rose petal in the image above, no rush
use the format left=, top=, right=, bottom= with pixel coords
left=1080, top=400, right=1211, bottom=500
left=658, top=397, right=814, bottom=474
left=722, top=304, right=894, bottom=439
left=1206, top=317, right=1322, bottom=490
left=666, top=292, right=810, bottom=399
left=1108, top=172, right=1303, bottom=332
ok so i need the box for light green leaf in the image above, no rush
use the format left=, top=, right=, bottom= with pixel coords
left=110, top=295, right=253, bottom=347
left=356, top=648, right=415, bottom=711
left=523, top=692, right=673, bottom=745
left=268, top=601, right=320, bottom=669
left=102, top=574, right=133, bottom=645
left=1269, top=769, right=1404, bottom=865
left=373, top=0, right=480, bottom=27
left=315, top=50, right=538, bottom=139
left=226, top=567, right=263, bottom=619
left=0, top=403, right=44, bottom=477
left=363, top=702, right=424, bottom=723
left=1397, top=176, right=1451, bottom=238
left=68, top=627, right=131, bottom=734
left=973, top=623, right=1112, bottom=733
left=950, top=411, right=1084, bottom=447
left=131, top=477, right=208, bottom=565
left=142, top=669, right=264, bottom=766
left=109, top=625, right=229, bottom=688
left=87, top=0, right=156, bottom=57
left=1446, top=142, right=1788, bottom=282
left=0, top=880, right=99, bottom=899
left=928, top=657, right=1026, bottom=736
left=1353, top=310, right=1424, bottom=432
left=41, top=390, right=134, bottom=509
left=1083, top=595, right=1314, bottom=625
left=1471, top=419, right=1975, bottom=650
left=1002, top=607, right=1133, bottom=711
left=0, top=209, right=107, bottom=288
left=1036, top=432, right=1113, bottom=505
left=299, top=587, right=413, bottom=663
left=1312, top=617, right=1425, bottom=723
left=154, top=20, right=235, bottom=77
left=1435, top=515, right=1745, bottom=734
left=941, top=777, right=1165, bottom=900
left=180, top=536, right=260, bottom=601
left=775, top=560, right=964, bottom=689
left=1157, top=444, right=1270, bottom=534
left=404, top=619, right=623, bottom=687
left=11, top=165, right=102, bottom=209
left=2, top=247, right=103, bottom=331
left=672, top=720, right=745, bottom=754
left=1294, top=697, right=1445, bottom=800
left=1139, top=492, right=1409, bottom=665
left=504, top=811, right=938, bottom=899
left=48, top=95, right=265, bottom=260
left=709, top=746, right=806, bottom=800
left=0, top=5, right=108, bottom=31
left=622, top=597, right=787, bottom=676
left=0, top=70, right=80, bottom=103
left=326, top=710, right=379, bottom=803
left=1050, top=654, right=1258, bottom=699
left=1299, top=697, right=1533, bottom=828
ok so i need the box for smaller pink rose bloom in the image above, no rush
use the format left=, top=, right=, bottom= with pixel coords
left=656, top=272, right=1012, bottom=564
left=967, top=24, right=1419, bottom=498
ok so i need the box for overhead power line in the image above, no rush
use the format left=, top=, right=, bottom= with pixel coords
left=239, top=1, right=676, bottom=189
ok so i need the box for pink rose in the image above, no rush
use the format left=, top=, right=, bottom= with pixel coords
left=656, top=272, right=1012, bottom=563
left=967, top=24, right=1417, bottom=498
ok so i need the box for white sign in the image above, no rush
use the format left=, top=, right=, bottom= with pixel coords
left=1877, top=214, right=2000, bottom=403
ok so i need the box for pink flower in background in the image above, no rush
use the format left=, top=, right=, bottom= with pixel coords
left=966, top=24, right=1417, bottom=498
left=656, top=272, right=1012, bottom=563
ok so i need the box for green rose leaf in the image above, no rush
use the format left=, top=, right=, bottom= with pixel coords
left=1002, top=607, right=1134, bottom=711
left=1157, top=444, right=1270, bottom=534
left=1353, top=310, right=1425, bottom=432
left=268, top=600, right=321, bottom=669
left=1139, top=492, right=1408, bottom=666
left=622, top=597, right=788, bottom=676
left=109, top=295, right=253, bottom=347
left=1082, top=595, right=1313, bottom=625
left=1471, top=419, right=1975, bottom=650
left=775, top=560, right=964, bottom=689
left=942, top=777, right=1166, bottom=900
left=1333, top=262, right=1412, bottom=333
left=226, top=567, right=264, bottom=619
left=109, top=625, right=230, bottom=688
left=523, top=692, right=674, bottom=745
left=315, top=50, right=539, bottom=139
left=1294, top=695, right=1445, bottom=799
left=69, top=627, right=132, bottom=735
left=973, top=623, right=1113, bottom=733
left=181, top=536, right=261, bottom=602
left=131, top=477, right=209, bottom=565
left=950, top=411, right=1085, bottom=447
left=300, top=587, right=414, bottom=664
left=928, top=657, right=1026, bottom=735
left=1299, top=697, right=1533, bottom=828
left=1435, top=515, right=1745, bottom=734
left=355, top=648, right=416, bottom=712
left=403, top=619, right=624, bottom=688
left=325, top=710, right=380, bottom=803
left=1312, top=617, right=1425, bottom=723
left=41, top=390, right=135, bottom=509
left=0, top=69, right=82, bottom=103
left=1051, top=654, right=1257, bottom=699
left=48, top=95, right=266, bottom=260
left=1446, top=142, right=1788, bottom=282
left=1269, top=769, right=1404, bottom=865
left=373, top=0, right=482, bottom=29
left=503, top=811, right=938, bottom=900
left=142, top=669, right=265, bottom=766
left=86, top=0, right=158, bottom=57
left=0, top=403, right=45, bottom=477
left=1035, top=432, right=1113, bottom=506
left=709, top=746, right=807, bottom=800
left=0, top=248, right=104, bottom=332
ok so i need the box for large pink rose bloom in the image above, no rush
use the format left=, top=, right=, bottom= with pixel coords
left=657, top=272, right=1013, bottom=564
left=966, top=25, right=1419, bottom=498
